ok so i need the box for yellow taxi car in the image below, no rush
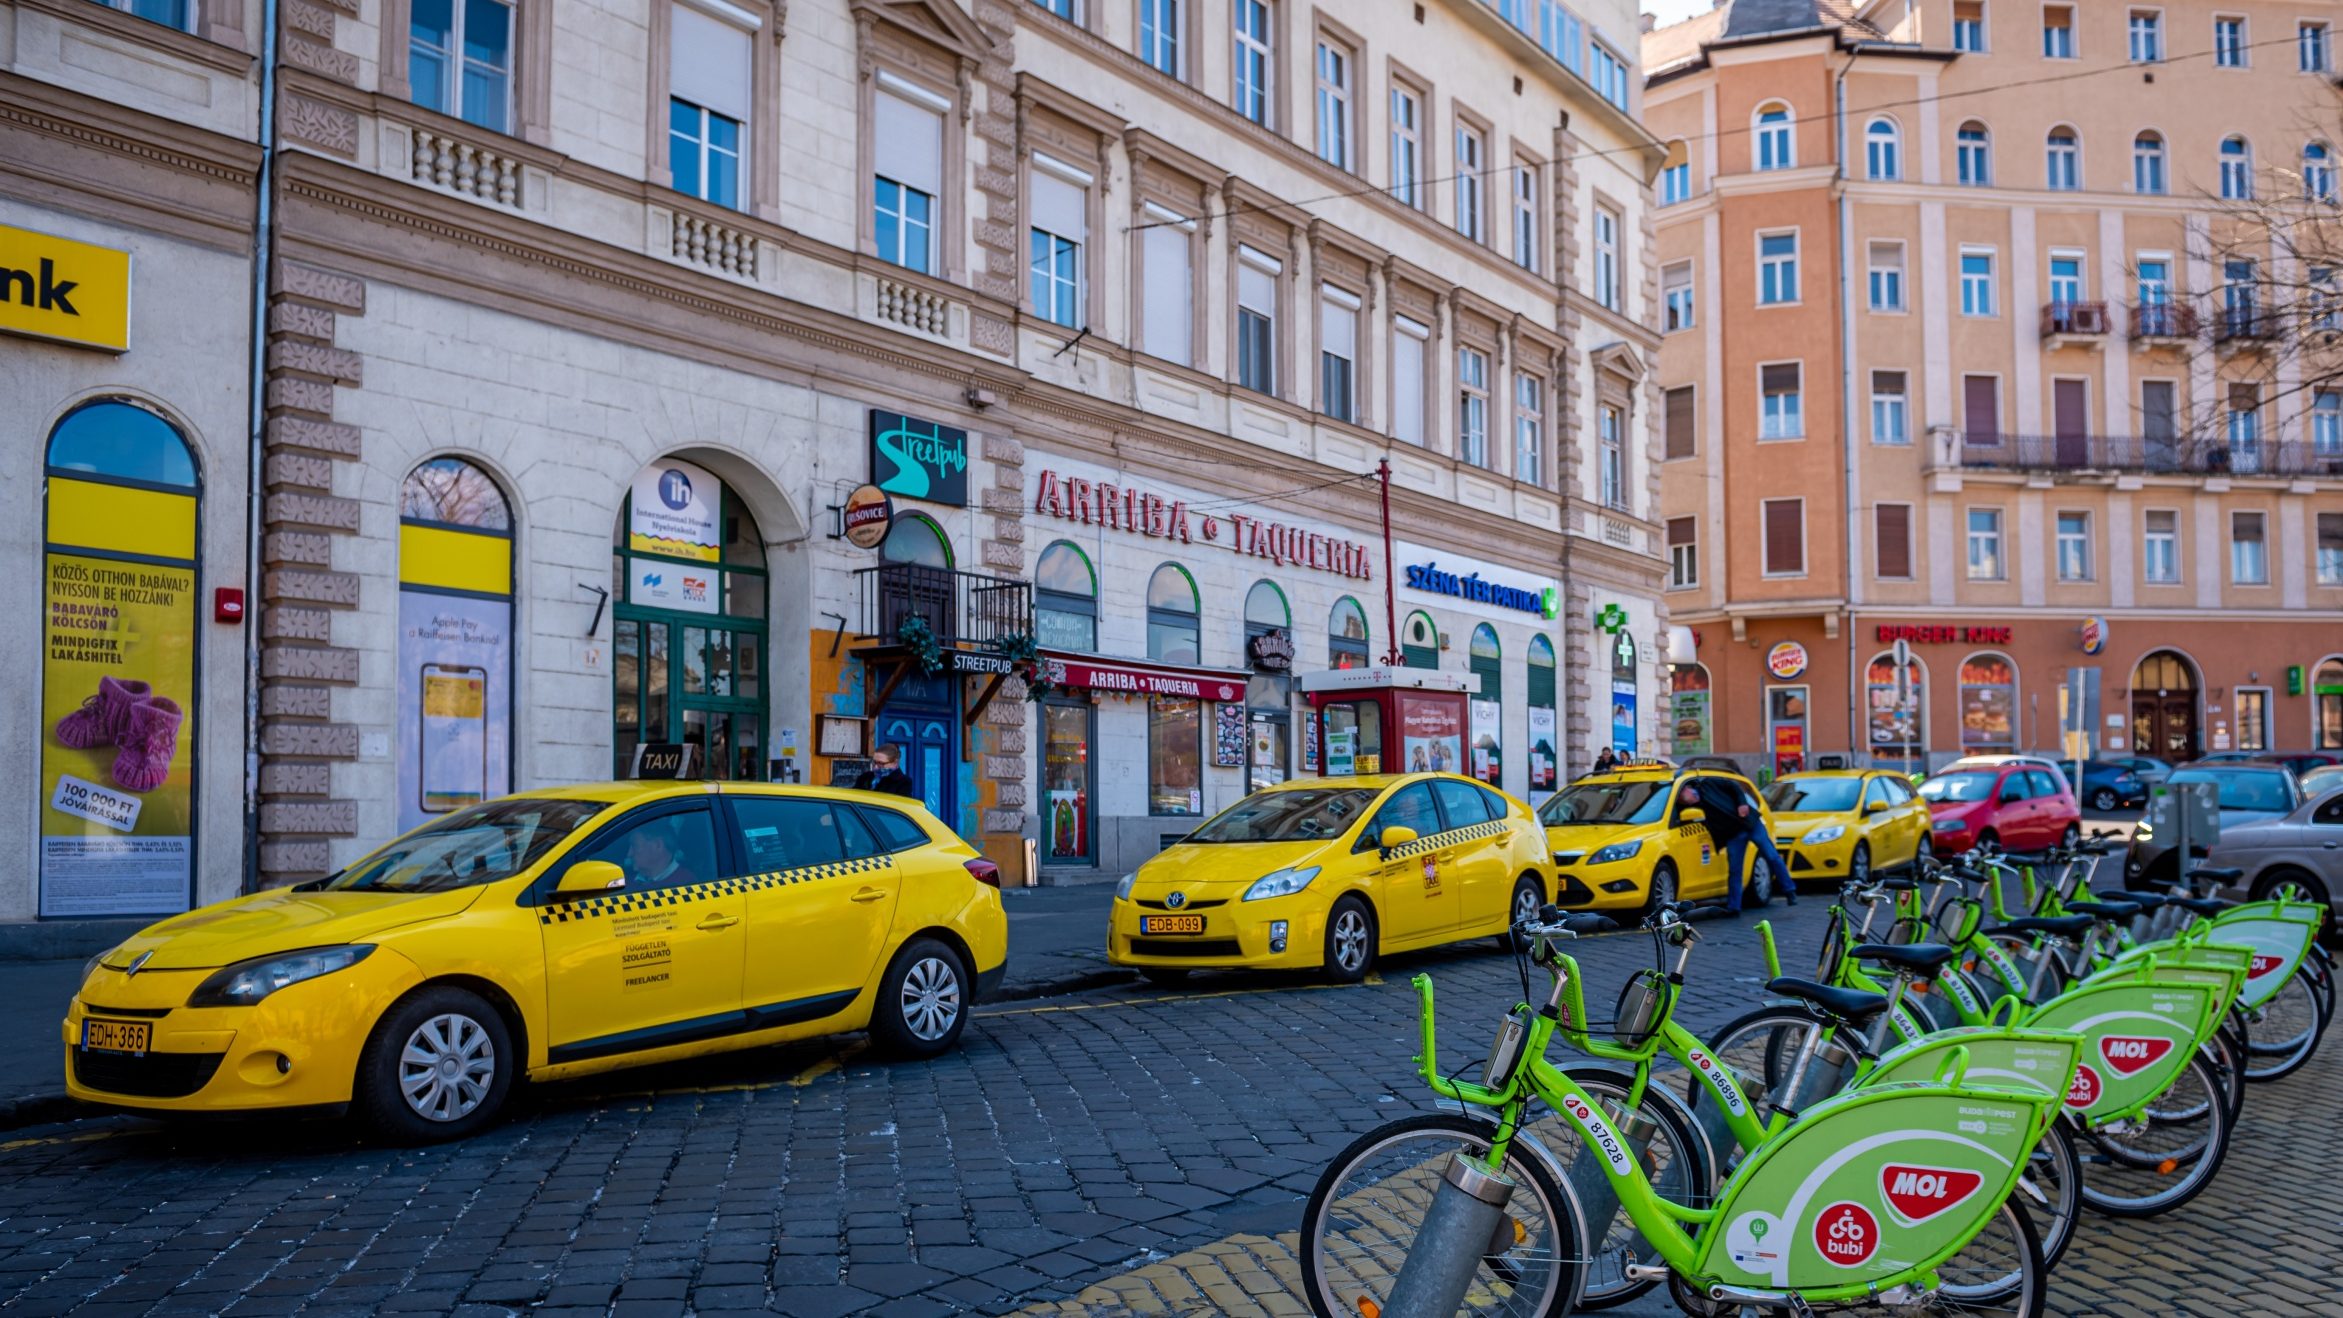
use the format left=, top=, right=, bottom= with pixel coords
left=1537, top=764, right=1777, bottom=912
left=1107, top=773, right=1551, bottom=983
left=64, top=782, right=1007, bottom=1142
left=1762, top=769, right=1932, bottom=887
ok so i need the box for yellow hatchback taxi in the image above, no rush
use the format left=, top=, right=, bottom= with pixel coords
left=1538, top=765, right=1778, bottom=912
left=1762, top=769, right=1932, bottom=887
left=64, top=782, right=1007, bottom=1141
left=1107, top=774, right=1552, bottom=983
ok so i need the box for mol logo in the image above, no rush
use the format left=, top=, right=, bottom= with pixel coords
left=2099, top=1035, right=2175, bottom=1078
left=1880, top=1164, right=1985, bottom=1225
left=2066, top=1063, right=2103, bottom=1108
left=1813, top=1201, right=1880, bottom=1268
left=2248, top=954, right=2285, bottom=980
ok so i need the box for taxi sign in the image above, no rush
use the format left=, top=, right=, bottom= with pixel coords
left=1, top=223, right=131, bottom=353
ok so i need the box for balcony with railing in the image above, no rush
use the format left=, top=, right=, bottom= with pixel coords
left=2213, top=309, right=2285, bottom=349
left=2040, top=300, right=2109, bottom=344
left=854, top=562, right=1033, bottom=649
left=2128, top=303, right=2198, bottom=342
left=1945, top=431, right=2343, bottom=478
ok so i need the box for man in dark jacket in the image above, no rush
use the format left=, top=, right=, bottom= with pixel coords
left=1682, top=779, right=1794, bottom=914
left=856, top=744, right=915, bottom=798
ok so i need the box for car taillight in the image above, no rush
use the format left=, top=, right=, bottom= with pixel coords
left=964, top=858, right=1002, bottom=889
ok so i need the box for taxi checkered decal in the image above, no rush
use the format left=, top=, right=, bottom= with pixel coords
left=1383, top=819, right=1513, bottom=860
left=538, top=855, right=896, bottom=925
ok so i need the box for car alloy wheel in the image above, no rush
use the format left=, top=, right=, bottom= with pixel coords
left=2092, top=788, right=2119, bottom=811
left=898, top=954, right=963, bottom=1042
left=1512, top=881, right=1543, bottom=929
left=1849, top=843, right=1870, bottom=884
left=1331, top=907, right=1370, bottom=973
left=399, top=1012, right=497, bottom=1124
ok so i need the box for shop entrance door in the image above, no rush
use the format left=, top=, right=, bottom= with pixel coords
left=614, top=615, right=767, bottom=779
left=877, top=683, right=957, bottom=826
left=1040, top=700, right=1095, bottom=865
left=2128, top=650, right=2199, bottom=761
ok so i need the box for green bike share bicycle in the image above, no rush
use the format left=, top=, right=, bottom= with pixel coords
left=1301, top=905, right=2076, bottom=1317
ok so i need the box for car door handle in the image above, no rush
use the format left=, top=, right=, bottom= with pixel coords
left=696, top=912, right=742, bottom=931
left=850, top=887, right=890, bottom=904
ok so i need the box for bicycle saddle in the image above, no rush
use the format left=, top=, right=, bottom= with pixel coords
left=1766, top=976, right=1891, bottom=1023
left=2100, top=889, right=2171, bottom=911
left=1875, top=876, right=1920, bottom=892
left=1984, top=914, right=2097, bottom=941
left=1849, top=942, right=1958, bottom=977
left=2187, top=866, right=2244, bottom=885
left=2168, top=894, right=2234, bottom=916
left=2064, top=899, right=2143, bottom=920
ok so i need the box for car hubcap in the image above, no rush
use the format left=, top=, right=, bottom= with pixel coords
left=1852, top=848, right=1868, bottom=880
left=1654, top=869, right=1675, bottom=905
left=1333, top=911, right=1368, bottom=971
left=900, top=956, right=962, bottom=1041
left=1514, top=887, right=1539, bottom=926
left=399, top=1013, right=495, bottom=1123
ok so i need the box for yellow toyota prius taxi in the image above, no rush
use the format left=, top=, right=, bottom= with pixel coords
left=1107, top=774, right=1552, bottom=983
left=1538, top=764, right=1776, bottom=912
left=1762, top=769, right=1932, bottom=887
left=64, top=782, right=1007, bottom=1141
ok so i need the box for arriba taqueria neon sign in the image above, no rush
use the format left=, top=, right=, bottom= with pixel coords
left=1031, top=469, right=1374, bottom=581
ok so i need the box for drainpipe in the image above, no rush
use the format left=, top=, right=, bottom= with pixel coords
left=1834, top=50, right=1861, bottom=767
left=241, top=0, right=283, bottom=893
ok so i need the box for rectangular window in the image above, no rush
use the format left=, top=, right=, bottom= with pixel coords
left=1967, top=508, right=2004, bottom=580
left=1762, top=498, right=1805, bottom=576
left=1455, top=124, right=1487, bottom=242
left=1875, top=503, right=1913, bottom=579
left=2315, top=390, right=2343, bottom=456
left=2129, top=9, right=2161, bottom=62
left=2214, top=15, right=2246, bottom=67
left=2232, top=511, right=2269, bottom=584
left=1032, top=0, right=1077, bottom=17
left=1512, top=166, right=1540, bottom=271
left=1313, top=38, right=1353, bottom=170
left=1514, top=372, right=1544, bottom=484
left=2042, top=4, right=2074, bottom=58
left=2304, top=21, right=2332, bottom=73
left=1538, top=0, right=1584, bottom=72
left=1662, top=261, right=1694, bottom=332
left=1139, top=0, right=1182, bottom=76
left=1236, top=246, right=1278, bottom=395
left=1868, top=241, right=1905, bottom=311
left=1953, top=0, right=1985, bottom=51
left=2228, top=381, right=2263, bottom=472
left=1599, top=405, right=1626, bottom=509
left=1140, top=206, right=1193, bottom=366
left=1662, top=160, right=1691, bottom=204
left=1594, top=206, right=1621, bottom=310
left=1319, top=286, right=1358, bottom=423
left=872, top=80, right=945, bottom=275
left=1870, top=369, right=1909, bottom=445
left=2056, top=511, right=2092, bottom=581
left=2048, top=253, right=2083, bottom=306
left=1963, top=374, right=2001, bottom=445
left=1664, top=385, right=1695, bottom=459
left=90, top=0, right=195, bottom=31
left=1232, top=0, right=1273, bottom=125
left=1148, top=696, right=1203, bottom=815
left=2144, top=509, right=2179, bottom=583
left=1668, top=516, right=1698, bottom=588
left=411, top=0, right=514, bottom=132
left=2237, top=688, right=2270, bottom=752
left=1392, top=316, right=1428, bottom=445
left=1390, top=84, right=1423, bottom=208
left=1759, top=231, right=1798, bottom=305
left=1960, top=249, right=1996, bottom=316
left=1458, top=347, right=1490, bottom=466
left=2046, top=131, right=2079, bottom=189
left=1590, top=44, right=1628, bottom=108
left=2224, top=257, right=2259, bottom=333
left=668, top=4, right=751, bottom=209
left=1028, top=158, right=1089, bottom=328
left=2318, top=512, right=2343, bottom=585
left=1760, top=362, right=1802, bottom=439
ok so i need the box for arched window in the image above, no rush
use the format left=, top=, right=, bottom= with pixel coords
left=1527, top=635, right=1558, bottom=790
left=613, top=458, right=770, bottom=778
left=2306, top=141, right=2336, bottom=202
left=2133, top=131, right=2167, bottom=194
left=1956, top=121, right=1992, bottom=186
left=1244, top=579, right=1289, bottom=631
left=1467, top=624, right=1504, bottom=785
left=402, top=456, right=511, bottom=530
left=1468, top=625, right=1502, bottom=697
left=883, top=512, right=953, bottom=568
left=1145, top=563, right=1199, bottom=664
left=1034, top=541, right=1096, bottom=651
left=399, top=457, right=515, bottom=828
left=2130, top=649, right=2199, bottom=761
left=1866, top=117, right=1901, bottom=181
left=1958, top=652, right=2018, bottom=754
left=1865, top=651, right=1927, bottom=768
left=43, top=400, right=201, bottom=915
left=2315, top=657, right=2343, bottom=749
left=2220, top=135, right=2254, bottom=199
left=1754, top=102, right=1794, bottom=171
left=1402, top=610, right=1439, bottom=669
left=1329, top=596, right=1370, bottom=669
left=2045, top=127, right=2080, bottom=190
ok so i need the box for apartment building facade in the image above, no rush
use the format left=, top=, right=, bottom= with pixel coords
left=1647, top=0, right=2343, bottom=778
left=4, top=0, right=1666, bottom=932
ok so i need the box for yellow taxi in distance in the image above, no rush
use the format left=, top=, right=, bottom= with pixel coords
left=1762, top=769, right=1932, bottom=887
left=1107, top=774, right=1552, bottom=983
left=1537, top=764, right=1777, bottom=912
left=64, top=782, right=1007, bottom=1141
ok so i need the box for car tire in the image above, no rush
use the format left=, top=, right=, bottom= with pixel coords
left=1505, top=873, right=1545, bottom=946
left=2059, top=823, right=2080, bottom=850
left=871, top=937, right=970, bottom=1058
left=2091, top=787, right=2119, bottom=811
left=1849, top=842, right=1871, bottom=885
left=354, top=984, right=515, bottom=1145
left=2251, top=867, right=2334, bottom=935
left=1643, top=860, right=1679, bottom=918
left=1323, top=896, right=1376, bottom=984
left=1139, top=968, right=1191, bottom=986
left=1977, top=829, right=2000, bottom=852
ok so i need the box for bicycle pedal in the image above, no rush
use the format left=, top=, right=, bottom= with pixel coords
left=1785, top=1294, right=1819, bottom=1318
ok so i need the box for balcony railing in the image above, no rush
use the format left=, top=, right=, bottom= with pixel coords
left=2128, top=303, right=2198, bottom=340
left=855, top=563, right=1033, bottom=648
left=2213, top=310, right=2284, bottom=346
left=2040, top=300, right=2109, bottom=338
left=1952, top=433, right=2343, bottom=477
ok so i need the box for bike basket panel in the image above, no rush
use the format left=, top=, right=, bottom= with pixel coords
left=2024, top=980, right=2214, bottom=1123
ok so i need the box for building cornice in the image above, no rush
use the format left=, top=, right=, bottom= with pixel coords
left=0, top=70, right=262, bottom=249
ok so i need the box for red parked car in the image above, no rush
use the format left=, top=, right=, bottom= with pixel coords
left=1918, top=756, right=2081, bottom=853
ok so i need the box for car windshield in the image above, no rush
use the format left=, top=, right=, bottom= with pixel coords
left=1918, top=771, right=1998, bottom=803
left=1765, top=778, right=1864, bottom=813
left=2302, top=767, right=2343, bottom=797
left=1184, top=787, right=1379, bottom=843
left=2168, top=768, right=2293, bottom=813
left=1539, top=780, right=1670, bottom=826
left=321, top=798, right=608, bottom=892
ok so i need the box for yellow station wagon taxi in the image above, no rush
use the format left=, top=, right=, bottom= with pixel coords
left=1538, top=764, right=1777, bottom=912
left=1107, top=774, right=1552, bottom=982
left=64, top=782, right=1007, bottom=1141
left=1762, top=769, right=1932, bottom=886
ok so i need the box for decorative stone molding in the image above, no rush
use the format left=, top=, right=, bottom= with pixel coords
left=281, top=94, right=358, bottom=157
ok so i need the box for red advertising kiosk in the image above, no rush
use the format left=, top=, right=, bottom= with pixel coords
left=1299, top=667, right=1480, bottom=777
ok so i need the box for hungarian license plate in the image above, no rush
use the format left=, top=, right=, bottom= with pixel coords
left=81, top=1018, right=150, bottom=1054
left=1139, top=914, right=1205, bottom=935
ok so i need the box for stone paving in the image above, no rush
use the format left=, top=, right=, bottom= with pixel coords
left=0, top=896, right=2334, bottom=1315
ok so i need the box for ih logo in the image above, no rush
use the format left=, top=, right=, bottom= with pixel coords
left=1880, top=1164, right=1985, bottom=1225
left=2066, top=1063, right=2102, bottom=1108
left=1813, top=1201, right=1880, bottom=1268
left=2248, top=954, right=2285, bottom=980
left=2099, top=1035, right=2175, bottom=1078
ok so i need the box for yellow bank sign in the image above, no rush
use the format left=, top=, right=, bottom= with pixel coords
left=1, top=223, right=132, bottom=353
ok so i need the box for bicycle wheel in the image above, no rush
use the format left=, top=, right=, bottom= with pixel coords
left=1666, top=1201, right=2046, bottom=1317
left=2073, top=1054, right=2233, bottom=1218
left=2239, top=971, right=2326, bottom=1082
left=2305, top=946, right=2337, bottom=1029
left=1301, top=1112, right=1581, bottom=1318
left=1530, top=1067, right=1709, bottom=1310
left=2013, top=1119, right=2080, bottom=1273
left=1698, top=1005, right=1833, bottom=1131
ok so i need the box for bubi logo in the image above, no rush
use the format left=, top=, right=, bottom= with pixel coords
left=2066, top=1063, right=2102, bottom=1108
left=657, top=468, right=694, bottom=510
left=2099, top=1035, right=2175, bottom=1078
left=2248, top=954, right=2284, bottom=980
left=1879, top=1164, right=1984, bottom=1225
left=1813, top=1201, right=1880, bottom=1267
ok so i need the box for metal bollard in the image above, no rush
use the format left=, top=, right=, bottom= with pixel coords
left=1382, top=1153, right=1517, bottom=1318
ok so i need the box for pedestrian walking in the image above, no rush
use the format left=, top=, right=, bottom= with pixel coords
left=1682, top=779, right=1795, bottom=914
left=855, top=744, right=916, bottom=798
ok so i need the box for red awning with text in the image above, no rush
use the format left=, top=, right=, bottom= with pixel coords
left=1040, top=651, right=1251, bottom=703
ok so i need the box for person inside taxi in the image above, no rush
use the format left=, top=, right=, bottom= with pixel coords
left=1682, top=779, right=1795, bottom=914
left=625, top=821, right=701, bottom=888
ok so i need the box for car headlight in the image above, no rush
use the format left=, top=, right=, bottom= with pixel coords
left=1802, top=823, right=1845, bottom=845
left=80, top=947, right=118, bottom=991
left=1114, top=872, right=1136, bottom=901
left=1587, top=839, right=1644, bottom=866
left=2134, top=822, right=2153, bottom=841
left=1243, top=866, right=1321, bottom=901
left=187, top=946, right=375, bottom=1008
left=1933, top=818, right=1969, bottom=832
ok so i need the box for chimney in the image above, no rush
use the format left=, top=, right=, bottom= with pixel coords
left=1639, top=12, right=1656, bottom=31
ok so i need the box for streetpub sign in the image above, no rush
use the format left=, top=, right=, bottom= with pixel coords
left=1031, top=468, right=1373, bottom=580
left=870, top=410, right=970, bottom=506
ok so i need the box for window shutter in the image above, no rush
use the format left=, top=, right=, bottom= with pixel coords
left=873, top=90, right=944, bottom=196
left=1142, top=226, right=1192, bottom=365
left=670, top=4, right=752, bottom=121
left=1666, top=516, right=1695, bottom=546
left=1392, top=320, right=1427, bottom=444
left=1030, top=170, right=1088, bottom=242
left=1664, top=386, right=1695, bottom=459
left=1876, top=504, right=1912, bottom=578
left=2141, top=381, right=2177, bottom=439
left=1963, top=375, right=2000, bottom=442
left=2229, top=382, right=2261, bottom=414
left=1237, top=248, right=1278, bottom=314
left=1762, top=363, right=1800, bottom=395
left=1320, top=292, right=1358, bottom=359
left=1764, top=500, right=1804, bottom=574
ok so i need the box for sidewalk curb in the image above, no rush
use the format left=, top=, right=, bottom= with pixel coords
left=0, top=1093, right=87, bottom=1134
left=987, top=968, right=1140, bottom=1004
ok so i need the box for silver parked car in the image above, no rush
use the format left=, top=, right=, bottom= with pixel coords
left=2126, top=765, right=2341, bottom=919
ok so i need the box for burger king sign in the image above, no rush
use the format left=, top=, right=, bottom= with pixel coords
left=1767, top=641, right=1809, bottom=680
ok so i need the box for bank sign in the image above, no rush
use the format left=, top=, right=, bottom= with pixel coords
left=1405, top=561, right=1557, bottom=619
left=1, top=223, right=131, bottom=353
left=870, top=410, right=970, bottom=506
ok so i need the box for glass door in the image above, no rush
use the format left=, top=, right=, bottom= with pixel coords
left=613, top=616, right=765, bottom=779
left=1041, top=700, right=1094, bottom=864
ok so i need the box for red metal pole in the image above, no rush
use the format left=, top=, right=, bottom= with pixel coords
left=1379, top=458, right=1400, bottom=666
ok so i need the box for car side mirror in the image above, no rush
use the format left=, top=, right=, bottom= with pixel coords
left=1378, top=825, right=1418, bottom=854
left=553, top=859, right=626, bottom=899
left=1679, top=807, right=1706, bottom=824
left=1863, top=800, right=1885, bottom=815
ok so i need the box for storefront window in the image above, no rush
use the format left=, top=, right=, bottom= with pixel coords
left=1959, top=652, right=2018, bottom=753
left=1330, top=596, right=1370, bottom=668
left=1402, top=610, right=1439, bottom=669
left=2319, top=659, right=2343, bottom=750
left=1609, top=629, right=1639, bottom=755
left=1469, top=624, right=1503, bottom=785
left=1244, top=581, right=1291, bottom=790
left=1527, top=635, right=1558, bottom=790
left=614, top=456, right=768, bottom=780
left=398, top=457, right=516, bottom=835
left=1768, top=686, right=1809, bottom=778
left=1042, top=701, right=1093, bottom=861
left=1149, top=696, right=1204, bottom=814
left=1035, top=541, right=1097, bottom=651
left=1146, top=563, right=1200, bottom=664
left=1322, top=698, right=1383, bottom=774
left=1866, top=653, right=1926, bottom=769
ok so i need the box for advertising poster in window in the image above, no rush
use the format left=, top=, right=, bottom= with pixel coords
left=1303, top=710, right=1321, bottom=773
left=1959, top=656, right=2016, bottom=749
left=1527, top=705, right=1557, bottom=790
left=1399, top=694, right=1463, bottom=775
left=39, top=552, right=196, bottom=917
left=1214, top=702, right=1247, bottom=767
left=397, top=591, right=513, bottom=835
left=1670, top=668, right=1712, bottom=756
left=1611, top=679, right=1638, bottom=755
left=1866, top=661, right=1923, bottom=763
left=1469, top=698, right=1502, bottom=785
left=628, top=457, right=722, bottom=561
